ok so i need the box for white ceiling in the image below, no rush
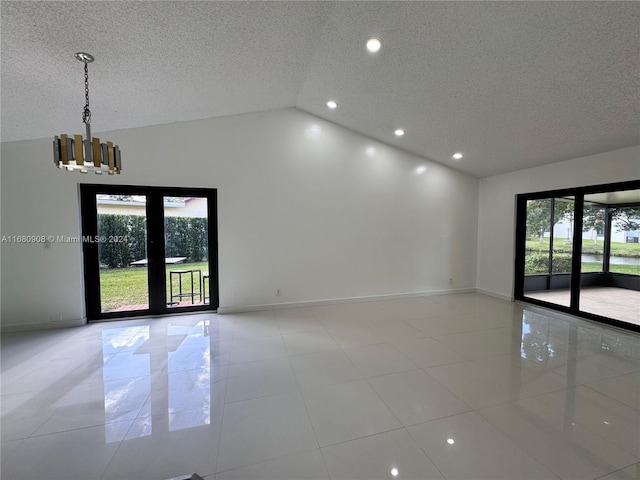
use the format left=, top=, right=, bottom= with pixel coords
left=2, top=1, right=639, bottom=177
left=585, top=189, right=640, bottom=205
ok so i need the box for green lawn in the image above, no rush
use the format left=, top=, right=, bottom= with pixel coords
left=526, top=238, right=640, bottom=257
left=526, top=237, right=640, bottom=276
left=100, top=261, right=208, bottom=311
left=525, top=259, right=639, bottom=276
left=582, top=262, right=639, bottom=275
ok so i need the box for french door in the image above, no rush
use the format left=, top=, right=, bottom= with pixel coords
left=80, top=184, right=218, bottom=320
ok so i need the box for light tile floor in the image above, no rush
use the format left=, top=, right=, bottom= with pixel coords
left=1, top=293, right=639, bottom=480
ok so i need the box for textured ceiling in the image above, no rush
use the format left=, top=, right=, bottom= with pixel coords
left=2, top=1, right=639, bottom=177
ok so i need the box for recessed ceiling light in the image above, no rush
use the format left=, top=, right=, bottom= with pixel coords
left=452, top=152, right=463, bottom=160
left=391, top=468, right=399, bottom=477
left=416, top=166, right=427, bottom=175
left=394, top=128, right=405, bottom=137
left=366, top=37, right=381, bottom=53
left=326, top=100, right=337, bottom=109
left=447, top=438, right=455, bottom=445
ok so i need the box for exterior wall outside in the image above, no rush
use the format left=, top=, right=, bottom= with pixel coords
left=97, top=197, right=208, bottom=217
left=96, top=203, right=145, bottom=216
left=552, top=218, right=639, bottom=243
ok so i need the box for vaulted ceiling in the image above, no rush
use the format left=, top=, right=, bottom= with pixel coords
left=2, top=1, right=638, bottom=177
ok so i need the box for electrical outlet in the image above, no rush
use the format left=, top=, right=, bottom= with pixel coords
left=276, top=289, right=282, bottom=296
left=449, top=278, right=454, bottom=285
left=51, top=315, right=62, bottom=323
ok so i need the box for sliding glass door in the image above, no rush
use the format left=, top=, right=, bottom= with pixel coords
left=515, top=180, right=640, bottom=332
left=522, top=197, right=575, bottom=308
left=81, top=185, right=218, bottom=320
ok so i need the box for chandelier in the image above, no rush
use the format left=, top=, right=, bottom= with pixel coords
left=53, top=53, right=121, bottom=174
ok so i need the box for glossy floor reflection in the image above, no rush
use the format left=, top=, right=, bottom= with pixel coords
left=1, top=293, right=639, bottom=479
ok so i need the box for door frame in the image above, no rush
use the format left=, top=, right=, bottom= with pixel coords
left=80, top=184, right=218, bottom=321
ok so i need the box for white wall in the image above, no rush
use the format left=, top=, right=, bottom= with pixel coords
left=1, top=108, right=479, bottom=329
left=476, top=145, right=640, bottom=300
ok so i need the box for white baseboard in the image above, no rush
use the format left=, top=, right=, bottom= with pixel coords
left=2, top=287, right=489, bottom=327
left=475, top=288, right=513, bottom=302
left=1, top=319, right=85, bottom=333
left=217, top=287, right=477, bottom=314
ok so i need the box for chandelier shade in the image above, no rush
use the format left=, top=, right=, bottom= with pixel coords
left=53, top=134, right=121, bottom=174
left=53, top=53, right=121, bottom=175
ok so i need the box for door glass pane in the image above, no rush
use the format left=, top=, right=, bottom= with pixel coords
left=550, top=197, right=574, bottom=307
left=97, top=194, right=149, bottom=313
left=164, top=196, right=209, bottom=308
left=609, top=206, right=640, bottom=276
left=581, top=202, right=605, bottom=273
left=524, top=198, right=552, bottom=276
left=580, top=200, right=640, bottom=325
left=524, top=197, right=574, bottom=307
